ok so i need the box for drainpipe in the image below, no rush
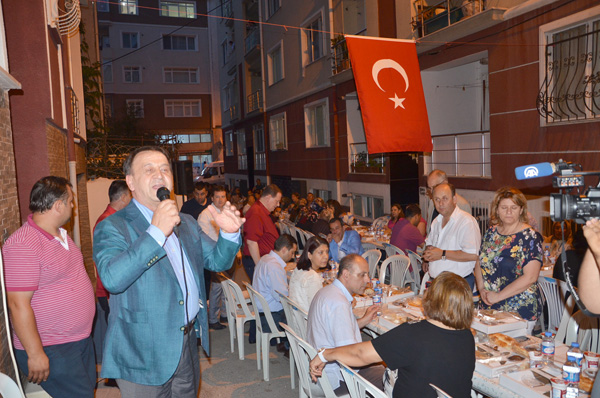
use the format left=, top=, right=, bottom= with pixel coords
left=61, top=40, right=81, bottom=247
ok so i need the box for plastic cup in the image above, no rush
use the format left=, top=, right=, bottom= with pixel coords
left=550, top=378, right=567, bottom=398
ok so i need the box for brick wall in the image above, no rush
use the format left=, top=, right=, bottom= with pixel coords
left=46, top=121, right=68, bottom=178
left=0, top=90, right=23, bottom=381
left=76, top=144, right=95, bottom=286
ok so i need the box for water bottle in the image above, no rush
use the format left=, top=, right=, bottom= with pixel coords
left=567, top=342, right=583, bottom=369
left=542, top=331, right=555, bottom=366
left=563, top=355, right=580, bottom=397
left=373, top=280, right=382, bottom=316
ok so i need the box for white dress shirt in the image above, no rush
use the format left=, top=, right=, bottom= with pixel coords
left=425, top=206, right=481, bottom=278
left=307, top=279, right=361, bottom=389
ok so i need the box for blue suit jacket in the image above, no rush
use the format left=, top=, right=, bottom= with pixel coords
left=93, top=202, right=240, bottom=385
left=329, top=229, right=364, bottom=263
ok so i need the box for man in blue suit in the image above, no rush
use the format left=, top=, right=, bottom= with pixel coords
left=93, top=146, right=243, bottom=397
left=328, top=218, right=364, bottom=263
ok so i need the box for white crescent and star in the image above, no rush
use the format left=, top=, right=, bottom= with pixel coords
left=371, top=59, right=410, bottom=110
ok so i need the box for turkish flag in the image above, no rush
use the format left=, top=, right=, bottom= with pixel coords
left=345, top=35, right=432, bottom=154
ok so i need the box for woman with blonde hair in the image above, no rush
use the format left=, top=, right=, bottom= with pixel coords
left=309, top=272, right=475, bottom=398
left=474, top=187, right=543, bottom=331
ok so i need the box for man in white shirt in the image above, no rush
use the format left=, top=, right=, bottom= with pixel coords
left=308, top=254, right=381, bottom=393
left=198, top=185, right=230, bottom=329
left=425, top=169, right=471, bottom=235
left=252, top=234, right=297, bottom=354
left=423, top=183, right=480, bottom=291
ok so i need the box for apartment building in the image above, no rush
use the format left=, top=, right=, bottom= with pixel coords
left=98, top=0, right=221, bottom=173
left=409, top=0, right=600, bottom=230
left=212, top=0, right=414, bottom=221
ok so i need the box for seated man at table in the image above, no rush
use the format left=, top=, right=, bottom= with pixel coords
left=389, top=204, right=425, bottom=254
left=328, top=218, right=364, bottom=263
left=307, top=254, right=382, bottom=393
left=252, top=234, right=297, bottom=353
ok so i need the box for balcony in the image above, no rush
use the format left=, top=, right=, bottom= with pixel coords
left=247, top=90, right=262, bottom=114
left=245, top=27, right=260, bottom=56
left=331, top=35, right=350, bottom=75
left=349, top=142, right=386, bottom=174
left=68, top=87, right=80, bottom=136
left=412, top=0, right=506, bottom=54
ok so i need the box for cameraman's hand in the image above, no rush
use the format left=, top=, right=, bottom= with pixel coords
left=584, top=219, right=600, bottom=262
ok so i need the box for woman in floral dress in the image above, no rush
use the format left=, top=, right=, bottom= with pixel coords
left=474, top=187, right=543, bottom=332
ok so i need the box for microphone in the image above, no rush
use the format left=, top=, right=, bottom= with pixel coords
left=156, top=187, right=179, bottom=236
left=157, top=187, right=171, bottom=202
left=514, top=162, right=557, bottom=180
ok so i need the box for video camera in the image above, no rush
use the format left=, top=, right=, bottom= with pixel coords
left=515, top=160, right=600, bottom=317
left=515, top=160, right=600, bottom=224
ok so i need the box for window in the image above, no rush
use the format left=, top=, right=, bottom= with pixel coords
left=97, top=1, right=109, bottom=12
left=160, top=1, right=196, bottom=18
left=302, top=13, right=324, bottom=65
left=268, top=42, right=283, bottom=85
left=171, top=133, right=210, bottom=143
left=123, top=66, right=141, bottom=83
left=425, top=132, right=491, bottom=177
left=314, top=189, right=331, bottom=201
left=126, top=99, right=144, bottom=118
left=102, top=61, right=113, bottom=83
left=253, top=124, right=266, bottom=170
left=352, top=195, right=384, bottom=220
left=266, top=0, right=280, bottom=18
left=269, top=112, right=287, bottom=151
left=236, top=131, right=247, bottom=170
left=164, top=99, right=202, bottom=117
left=225, top=131, right=234, bottom=156
left=162, top=34, right=196, bottom=51
left=122, top=32, right=139, bottom=49
left=100, top=34, right=110, bottom=49
left=304, top=98, right=329, bottom=148
left=119, top=0, right=137, bottom=15
left=163, top=67, right=198, bottom=84
left=539, top=15, right=600, bottom=123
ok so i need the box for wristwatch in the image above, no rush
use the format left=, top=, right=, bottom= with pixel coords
left=317, top=348, right=327, bottom=362
left=441, top=250, right=446, bottom=261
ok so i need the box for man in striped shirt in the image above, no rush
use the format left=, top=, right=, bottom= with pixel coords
left=3, top=176, right=96, bottom=398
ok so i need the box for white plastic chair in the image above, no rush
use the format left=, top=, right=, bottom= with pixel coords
left=537, top=276, right=569, bottom=333
left=378, top=254, right=410, bottom=288
left=276, top=291, right=299, bottom=390
left=362, top=249, right=382, bottom=279
left=0, top=372, right=23, bottom=398
left=555, top=295, right=576, bottom=344
left=280, top=322, right=340, bottom=398
left=244, top=282, right=288, bottom=381
left=405, top=249, right=423, bottom=293
left=563, top=309, right=600, bottom=353
left=429, top=383, right=453, bottom=398
left=278, top=291, right=309, bottom=340
left=371, top=216, right=389, bottom=230
left=419, top=272, right=431, bottom=295
left=221, top=278, right=256, bottom=360
left=338, top=360, right=387, bottom=398
left=383, top=242, right=404, bottom=258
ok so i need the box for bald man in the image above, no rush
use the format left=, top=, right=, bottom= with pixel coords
left=425, top=169, right=471, bottom=234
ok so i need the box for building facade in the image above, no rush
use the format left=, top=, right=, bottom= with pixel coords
left=212, top=0, right=412, bottom=221
left=97, top=0, right=221, bottom=174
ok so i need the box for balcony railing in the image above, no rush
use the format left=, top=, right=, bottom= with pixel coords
left=247, top=90, right=262, bottom=114
left=349, top=142, right=386, bottom=174
left=411, top=0, right=484, bottom=38
left=331, top=35, right=350, bottom=75
left=537, top=27, right=600, bottom=123
left=245, top=27, right=260, bottom=55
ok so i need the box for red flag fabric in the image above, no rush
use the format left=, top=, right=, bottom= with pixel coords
left=345, top=35, right=432, bottom=154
